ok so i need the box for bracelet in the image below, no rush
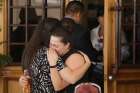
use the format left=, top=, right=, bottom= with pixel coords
left=50, top=65, right=57, bottom=68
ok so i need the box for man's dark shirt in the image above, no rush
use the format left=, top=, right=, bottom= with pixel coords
left=70, top=21, right=98, bottom=61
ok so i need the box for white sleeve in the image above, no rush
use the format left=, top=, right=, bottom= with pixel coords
left=90, top=27, right=101, bottom=51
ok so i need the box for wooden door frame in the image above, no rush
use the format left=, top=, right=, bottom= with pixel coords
left=0, top=0, right=7, bottom=54
left=104, top=0, right=117, bottom=93
left=65, top=0, right=117, bottom=93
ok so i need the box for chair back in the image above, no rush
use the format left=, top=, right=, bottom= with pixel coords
left=74, top=82, right=101, bottom=93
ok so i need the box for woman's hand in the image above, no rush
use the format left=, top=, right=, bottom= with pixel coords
left=19, top=70, right=31, bottom=93
left=19, top=70, right=30, bottom=87
left=47, top=48, right=59, bottom=66
left=79, top=51, right=91, bottom=66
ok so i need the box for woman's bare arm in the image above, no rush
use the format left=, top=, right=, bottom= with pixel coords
left=47, top=49, right=91, bottom=91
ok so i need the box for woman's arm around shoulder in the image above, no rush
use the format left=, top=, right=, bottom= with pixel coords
left=59, top=52, right=91, bottom=84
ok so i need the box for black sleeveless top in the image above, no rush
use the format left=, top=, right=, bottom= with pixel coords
left=61, top=49, right=90, bottom=93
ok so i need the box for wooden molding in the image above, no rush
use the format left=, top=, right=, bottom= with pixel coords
left=0, top=66, right=22, bottom=78
left=117, top=68, right=140, bottom=81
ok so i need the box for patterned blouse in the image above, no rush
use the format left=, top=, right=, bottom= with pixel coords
left=28, top=47, right=64, bottom=93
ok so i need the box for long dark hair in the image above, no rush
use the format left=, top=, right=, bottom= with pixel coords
left=21, top=18, right=59, bottom=70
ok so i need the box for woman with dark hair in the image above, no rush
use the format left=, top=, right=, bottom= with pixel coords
left=19, top=18, right=91, bottom=93
left=47, top=23, right=91, bottom=93
left=21, top=18, right=59, bottom=70
left=90, top=5, right=104, bottom=54
left=20, top=18, right=60, bottom=93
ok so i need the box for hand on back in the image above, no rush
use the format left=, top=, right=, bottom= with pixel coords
left=19, top=70, right=30, bottom=88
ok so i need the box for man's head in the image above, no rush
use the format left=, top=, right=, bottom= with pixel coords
left=97, top=5, right=104, bottom=26
left=65, top=1, right=85, bottom=23
left=49, top=24, right=72, bottom=56
left=87, top=4, right=98, bottom=19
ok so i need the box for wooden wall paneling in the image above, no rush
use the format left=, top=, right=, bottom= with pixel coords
left=117, top=81, right=140, bottom=93
left=8, top=78, right=22, bottom=93
left=0, top=66, right=23, bottom=93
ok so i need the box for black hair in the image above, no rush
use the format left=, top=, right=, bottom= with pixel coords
left=97, top=5, right=104, bottom=17
left=51, top=23, right=72, bottom=46
left=66, top=1, right=84, bottom=15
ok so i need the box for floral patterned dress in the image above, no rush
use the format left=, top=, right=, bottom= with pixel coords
left=28, top=47, right=64, bottom=93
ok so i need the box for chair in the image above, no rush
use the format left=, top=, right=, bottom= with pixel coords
left=74, top=82, right=101, bottom=93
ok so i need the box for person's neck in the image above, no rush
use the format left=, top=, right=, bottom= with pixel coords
left=65, top=15, right=79, bottom=24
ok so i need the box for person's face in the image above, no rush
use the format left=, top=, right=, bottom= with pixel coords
left=98, top=16, right=104, bottom=26
left=49, top=36, right=70, bottom=56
